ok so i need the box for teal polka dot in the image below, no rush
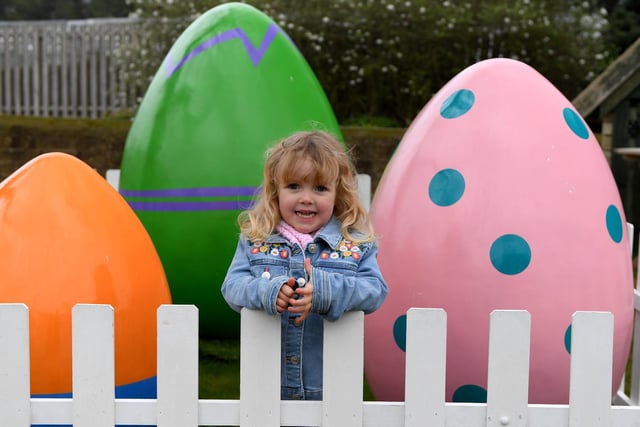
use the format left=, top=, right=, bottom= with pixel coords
left=440, top=89, right=475, bottom=119
left=563, top=107, right=589, bottom=139
left=429, top=169, right=465, bottom=207
left=452, top=384, right=487, bottom=403
left=490, top=234, right=531, bottom=275
left=393, top=315, right=407, bottom=352
left=564, top=324, right=572, bottom=353
left=606, top=204, right=623, bottom=243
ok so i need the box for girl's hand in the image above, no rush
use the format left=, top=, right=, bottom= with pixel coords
left=289, top=258, right=314, bottom=324
left=276, top=277, right=296, bottom=313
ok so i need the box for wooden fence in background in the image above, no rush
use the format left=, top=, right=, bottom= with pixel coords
left=0, top=18, right=142, bottom=118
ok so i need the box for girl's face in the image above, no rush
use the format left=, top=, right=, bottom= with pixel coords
left=277, top=159, right=336, bottom=234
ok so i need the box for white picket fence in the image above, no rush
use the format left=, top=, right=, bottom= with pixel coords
left=0, top=18, right=141, bottom=118
left=3, top=304, right=640, bottom=427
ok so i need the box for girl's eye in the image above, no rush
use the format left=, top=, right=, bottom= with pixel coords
left=286, top=183, right=300, bottom=190
left=315, top=185, right=329, bottom=192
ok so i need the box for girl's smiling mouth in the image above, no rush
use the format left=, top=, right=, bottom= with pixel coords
left=296, top=210, right=316, bottom=218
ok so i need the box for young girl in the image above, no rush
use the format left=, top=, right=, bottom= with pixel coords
left=221, top=130, right=388, bottom=401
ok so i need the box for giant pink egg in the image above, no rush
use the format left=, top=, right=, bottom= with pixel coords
left=364, top=58, right=633, bottom=404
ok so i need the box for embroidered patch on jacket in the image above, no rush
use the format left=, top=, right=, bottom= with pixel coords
left=250, top=242, right=289, bottom=259
left=320, top=239, right=361, bottom=260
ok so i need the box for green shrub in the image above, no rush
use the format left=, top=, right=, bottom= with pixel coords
left=122, top=0, right=614, bottom=126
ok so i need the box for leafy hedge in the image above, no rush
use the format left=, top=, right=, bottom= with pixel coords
left=122, top=0, right=614, bottom=126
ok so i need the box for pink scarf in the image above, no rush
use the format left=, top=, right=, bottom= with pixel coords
left=277, top=221, right=315, bottom=249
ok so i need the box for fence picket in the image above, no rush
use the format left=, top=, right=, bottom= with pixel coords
left=40, top=23, right=49, bottom=116
left=0, top=303, right=30, bottom=427
left=404, top=308, right=447, bottom=427
left=157, top=304, right=199, bottom=427
left=72, top=304, right=115, bottom=427
left=631, top=301, right=640, bottom=404
left=13, top=30, right=23, bottom=114
left=1, top=33, right=8, bottom=113
left=240, top=308, right=280, bottom=427
left=323, top=310, right=364, bottom=427
left=569, top=311, right=614, bottom=427
left=486, top=310, right=531, bottom=427
left=628, top=262, right=640, bottom=405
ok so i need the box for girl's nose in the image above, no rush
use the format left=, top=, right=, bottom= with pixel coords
left=299, top=189, right=313, bottom=203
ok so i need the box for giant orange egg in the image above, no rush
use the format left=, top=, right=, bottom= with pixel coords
left=0, top=152, right=171, bottom=397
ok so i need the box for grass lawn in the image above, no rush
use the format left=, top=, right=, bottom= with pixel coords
left=198, top=338, right=376, bottom=400
left=198, top=339, right=241, bottom=399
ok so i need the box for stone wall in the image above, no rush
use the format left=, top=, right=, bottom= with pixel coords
left=0, top=116, right=404, bottom=194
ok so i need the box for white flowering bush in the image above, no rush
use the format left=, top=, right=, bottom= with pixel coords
left=122, top=0, right=614, bottom=126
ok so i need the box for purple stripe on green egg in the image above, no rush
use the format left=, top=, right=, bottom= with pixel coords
left=164, top=23, right=282, bottom=77
left=127, top=200, right=254, bottom=212
left=120, top=186, right=258, bottom=198
left=129, top=200, right=251, bottom=212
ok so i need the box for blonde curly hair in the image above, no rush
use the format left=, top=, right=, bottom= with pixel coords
left=238, top=130, right=375, bottom=244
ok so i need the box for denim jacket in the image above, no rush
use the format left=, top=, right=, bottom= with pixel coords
left=221, top=216, right=388, bottom=400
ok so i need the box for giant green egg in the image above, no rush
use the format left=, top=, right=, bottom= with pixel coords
left=119, top=2, right=342, bottom=338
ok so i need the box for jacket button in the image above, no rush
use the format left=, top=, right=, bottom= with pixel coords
left=289, top=317, right=303, bottom=326
left=308, top=244, right=317, bottom=253
left=287, top=355, right=300, bottom=364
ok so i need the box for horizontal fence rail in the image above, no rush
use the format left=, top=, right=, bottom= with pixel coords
left=0, top=18, right=142, bottom=118
left=1, top=304, right=640, bottom=426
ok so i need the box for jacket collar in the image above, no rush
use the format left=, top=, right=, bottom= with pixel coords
left=314, top=216, right=343, bottom=248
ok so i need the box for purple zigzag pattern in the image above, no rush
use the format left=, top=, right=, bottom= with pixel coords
left=165, top=23, right=282, bottom=78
